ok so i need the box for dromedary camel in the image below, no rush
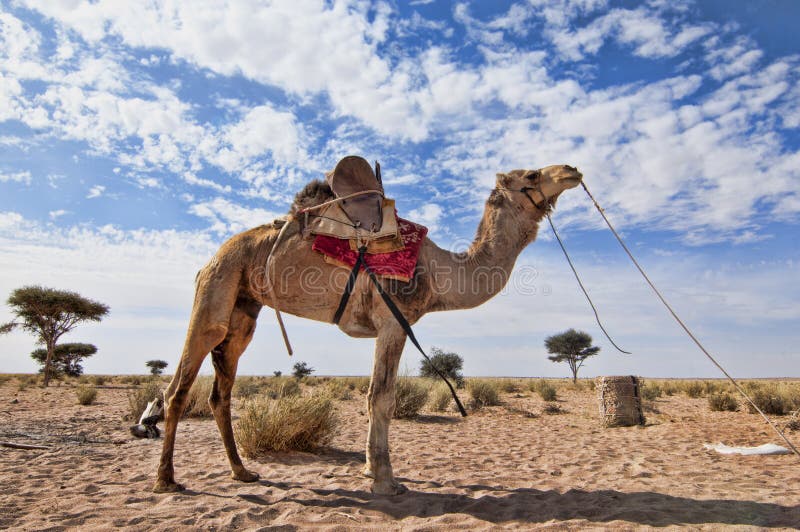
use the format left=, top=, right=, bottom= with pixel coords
left=154, top=163, right=582, bottom=495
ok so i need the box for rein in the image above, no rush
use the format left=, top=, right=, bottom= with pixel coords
left=497, top=185, right=632, bottom=354
left=505, top=178, right=799, bottom=460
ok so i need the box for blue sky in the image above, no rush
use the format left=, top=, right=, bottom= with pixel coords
left=0, top=0, right=798, bottom=378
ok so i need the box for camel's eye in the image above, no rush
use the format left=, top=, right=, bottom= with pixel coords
left=527, top=171, right=540, bottom=180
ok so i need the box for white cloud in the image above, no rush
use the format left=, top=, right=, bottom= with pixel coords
left=86, top=184, right=105, bottom=198
left=0, top=170, right=32, bottom=184
left=408, top=202, right=443, bottom=235
left=189, top=197, right=281, bottom=235
left=48, top=209, right=68, bottom=220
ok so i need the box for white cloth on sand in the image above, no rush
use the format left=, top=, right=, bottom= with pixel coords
left=703, top=442, right=790, bottom=455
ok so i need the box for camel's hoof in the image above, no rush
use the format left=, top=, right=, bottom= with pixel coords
left=362, top=467, right=375, bottom=479
left=371, top=480, right=407, bottom=496
left=153, top=480, right=185, bottom=493
left=233, top=469, right=260, bottom=483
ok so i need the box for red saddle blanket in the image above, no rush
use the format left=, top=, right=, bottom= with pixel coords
left=312, top=218, right=427, bottom=282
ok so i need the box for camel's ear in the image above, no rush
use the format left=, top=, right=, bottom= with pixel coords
left=496, top=173, right=512, bottom=187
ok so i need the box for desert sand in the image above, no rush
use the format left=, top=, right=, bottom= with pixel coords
left=1, top=378, right=798, bottom=530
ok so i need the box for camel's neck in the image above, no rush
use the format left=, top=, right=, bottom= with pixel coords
left=428, top=191, right=541, bottom=312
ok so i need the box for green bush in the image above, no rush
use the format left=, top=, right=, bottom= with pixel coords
left=467, top=379, right=501, bottom=409
left=708, top=392, right=739, bottom=412
left=76, top=385, right=97, bottom=405
left=393, top=378, right=430, bottom=419
left=235, top=393, right=337, bottom=455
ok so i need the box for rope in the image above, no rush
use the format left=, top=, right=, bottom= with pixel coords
left=296, top=189, right=384, bottom=214
left=544, top=214, right=632, bottom=354
left=580, top=180, right=800, bottom=459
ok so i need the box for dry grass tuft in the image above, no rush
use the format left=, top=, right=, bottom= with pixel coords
left=324, top=380, right=353, bottom=401
left=531, top=380, right=558, bottom=402
left=708, top=392, right=739, bottom=412
left=393, top=378, right=430, bottom=419
left=233, top=376, right=265, bottom=399
left=262, top=377, right=301, bottom=399
left=184, top=376, right=214, bottom=418
left=747, top=385, right=793, bottom=416
left=428, top=381, right=453, bottom=412
left=76, top=385, right=97, bottom=405
left=126, top=380, right=163, bottom=421
left=467, top=379, right=502, bottom=409
left=235, top=393, right=337, bottom=456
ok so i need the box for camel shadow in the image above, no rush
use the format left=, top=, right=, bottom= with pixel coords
left=274, top=484, right=799, bottom=527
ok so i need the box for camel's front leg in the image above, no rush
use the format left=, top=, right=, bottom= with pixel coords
left=364, top=322, right=407, bottom=495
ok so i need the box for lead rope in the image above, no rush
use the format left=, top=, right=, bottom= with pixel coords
left=544, top=211, right=632, bottom=355
left=580, top=180, right=800, bottom=459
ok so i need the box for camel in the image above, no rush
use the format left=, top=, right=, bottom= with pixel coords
left=154, top=163, right=583, bottom=495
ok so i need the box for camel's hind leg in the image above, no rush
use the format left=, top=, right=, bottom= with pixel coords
left=209, top=296, right=261, bottom=483
left=153, top=266, right=239, bottom=493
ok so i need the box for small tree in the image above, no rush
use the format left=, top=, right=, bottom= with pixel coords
left=2, top=286, right=109, bottom=386
left=273, top=370, right=282, bottom=377
left=544, top=329, right=600, bottom=383
left=419, top=347, right=464, bottom=388
left=292, top=361, right=314, bottom=379
left=30, top=343, right=97, bottom=378
left=146, top=360, right=169, bottom=376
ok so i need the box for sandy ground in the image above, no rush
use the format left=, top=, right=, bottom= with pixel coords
left=1, top=380, right=798, bottom=531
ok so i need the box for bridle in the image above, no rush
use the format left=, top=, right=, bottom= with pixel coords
left=495, top=184, right=552, bottom=212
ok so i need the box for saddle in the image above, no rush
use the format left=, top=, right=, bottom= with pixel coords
left=327, top=156, right=384, bottom=232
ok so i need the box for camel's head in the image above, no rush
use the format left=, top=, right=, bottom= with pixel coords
left=496, top=165, right=583, bottom=211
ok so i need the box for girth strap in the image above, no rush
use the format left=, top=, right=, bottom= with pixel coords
left=331, top=248, right=467, bottom=417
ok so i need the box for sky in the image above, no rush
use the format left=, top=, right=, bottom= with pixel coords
left=0, top=0, right=798, bottom=378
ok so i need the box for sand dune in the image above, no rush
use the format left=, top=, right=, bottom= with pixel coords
left=1, top=380, right=798, bottom=530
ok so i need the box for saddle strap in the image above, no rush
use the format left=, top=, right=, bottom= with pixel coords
left=330, top=248, right=468, bottom=417
left=331, top=246, right=367, bottom=325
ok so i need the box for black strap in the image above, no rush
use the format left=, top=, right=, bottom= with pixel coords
left=332, top=247, right=366, bottom=325
left=362, top=263, right=468, bottom=417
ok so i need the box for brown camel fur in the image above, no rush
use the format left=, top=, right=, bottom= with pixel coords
left=153, top=164, right=582, bottom=495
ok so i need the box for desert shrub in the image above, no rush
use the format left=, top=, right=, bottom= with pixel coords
left=428, top=381, right=453, bottom=412
left=262, top=377, right=301, bottom=399
left=235, top=393, right=337, bottom=456
left=337, top=376, right=370, bottom=394
left=661, top=381, right=679, bottom=396
left=498, top=379, right=521, bottom=393
left=325, top=379, right=353, bottom=401
left=393, top=378, right=430, bottom=419
left=640, top=381, right=663, bottom=401
left=467, top=379, right=501, bottom=409
left=531, top=380, right=558, bottom=402
left=127, top=376, right=142, bottom=386
left=708, top=392, right=739, bottom=412
left=0, top=374, right=11, bottom=386
left=17, top=374, right=38, bottom=390
left=233, top=376, right=263, bottom=399
left=76, top=385, right=97, bottom=405
left=543, top=403, right=565, bottom=415
left=292, top=361, right=314, bottom=379
left=748, top=387, right=791, bottom=415
left=684, top=381, right=705, bottom=398
left=184, top=376, right=214, bottom=418
left=785, top=411, right=800, bottom=432
left=126, top=380, right=163, bottom=421
left=91, top=375, right=107, bottom=386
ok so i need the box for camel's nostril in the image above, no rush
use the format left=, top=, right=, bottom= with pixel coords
left=565, top=165, right=577, bottom=172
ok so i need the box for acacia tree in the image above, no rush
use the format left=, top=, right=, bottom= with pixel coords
left=292, top=361, right=314, bottom=379
left=544, top=329, right=600, bottom=383
left=419, top=346, right=464, bottom=388
left=146, top=359, right=169, bottom=376
left=31, top=343, right=97, bottom=378
left=1, top=286, right=109, bottom=386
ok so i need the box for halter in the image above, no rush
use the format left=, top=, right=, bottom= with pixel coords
left=495, top=185, right=551, bottom=212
